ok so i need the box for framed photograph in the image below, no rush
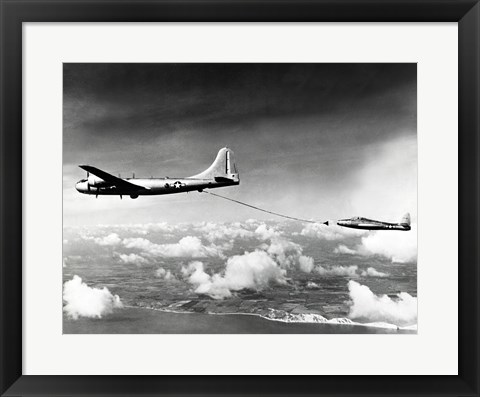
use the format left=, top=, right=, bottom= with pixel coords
left=1, top=0, right=479, bottom=396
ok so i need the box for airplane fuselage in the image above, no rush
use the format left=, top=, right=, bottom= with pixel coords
left=75, top=177, right=239, bottom=198
left=336, top=218, right=411, bottom=231
left=76, top=147, right=240, bottom=199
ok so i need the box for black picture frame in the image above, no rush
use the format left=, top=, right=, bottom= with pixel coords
left=1, top=1, right=478, bottom=395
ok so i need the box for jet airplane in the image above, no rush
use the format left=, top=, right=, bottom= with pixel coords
left=328, top=213, right=411, bottom=231
left=75, top=147, right=239, bottom=199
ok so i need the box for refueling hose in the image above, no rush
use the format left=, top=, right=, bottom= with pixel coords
left=203, top=190, right=323, bottom=224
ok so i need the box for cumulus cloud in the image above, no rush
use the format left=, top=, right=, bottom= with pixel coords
left=255, top=224, right=280, bottom=240
left=298, top=255, right=315, bottom=273
left=329, top=225, right=417, bottom=264
left=155, top=267, right=174, bottom=280
left=183, top=251, right=287, bottom=299
left=223, top=251, right=287, bottom=289
left=97, top=222, right=175, bottom=234
left=90, top=233, right=122, bottom=246
left=266, top=238, right=302, bottom=268
left=361, top=267, right=388, bottom=278
left=142, top=222, right=174, bottom=232
left=123, top=236, right=222, bottom=258
left=181, top=223, right=317, bottom=298
left=359, top=224, right=417, bottom=263
left=63, top=275, right=123, bottom=320
left=300, top=223, right=365, bottom=241
left=315, top=264, right=358, bottom=277
left=118, top=253, right=148, bottom=265
left=254, top=224, right=316, bottom=274
left=306, top=281, right=320, bottom=289
left=347, top=280, right=417, bottom=326
left=197, top=222, right=255, bottom=242
left=311, top=264, right=387, bottom=278
left=334, top=244, right=357, bottom=255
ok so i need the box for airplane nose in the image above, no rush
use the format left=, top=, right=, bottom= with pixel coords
left=75, top=182, right=85, bottom=193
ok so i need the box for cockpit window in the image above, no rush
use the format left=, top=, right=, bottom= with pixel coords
left=79, top=178, right=87, bottom=183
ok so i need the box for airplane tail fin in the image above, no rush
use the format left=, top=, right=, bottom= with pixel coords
left=190, top=147, right=240, bottom=182
left=400, top=213, right=411, bottom=226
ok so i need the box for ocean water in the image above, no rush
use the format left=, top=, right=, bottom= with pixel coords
left=63, top=220, right=417, bottom=333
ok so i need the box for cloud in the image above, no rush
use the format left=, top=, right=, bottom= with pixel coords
left=300, top=223, right=365, bottom=241
left=63, top=275, right=123, bottom=320
left=361, top=267, right=388, bottom=278
left=197, top=222, right=255, bottom=242
left=306, top=281, right=320, bottom=289
left=255, top=224, right=281, bottom=240
left=315, top=264, right=358, bottom=277
left=253, top=224, right=316, bottom=273
left=334, top=244, right=357, bottom=255
left=311, top=264, right=386, bottom=278
left=155, top=267, right=174, bottom=280
left=265, top=238, right=302, bottom=268
left=182, top=224, right=318, bottom=298
left=329, top=224, right=417, bottom=264
left=123, top=236, right=222, bottom=258
left=298, top=256, right=315, bottom=273
left=183, top=251, right=287, bottom=299
left=222, top=251, right=287, bottom=290
left=87, top=233, right=122, bottom=246
left=359, top=224, right=417, bottom=263
left=347, top=280, right=417, bottom=326
left=118, top=253, right=148, bottom=265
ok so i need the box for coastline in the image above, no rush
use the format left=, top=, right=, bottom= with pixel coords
left=63, top=306, right=416, bottom=334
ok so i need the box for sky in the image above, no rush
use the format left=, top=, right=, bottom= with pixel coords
left=63, top=63, right=417, bottom=226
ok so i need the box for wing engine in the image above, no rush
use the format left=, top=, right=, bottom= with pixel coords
left=87, top=174, right=111, bottom=187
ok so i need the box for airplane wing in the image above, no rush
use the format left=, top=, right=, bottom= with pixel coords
left=79, top=165, right=149, bottom=191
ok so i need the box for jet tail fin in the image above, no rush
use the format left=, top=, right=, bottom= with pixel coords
left=400, top=213, right=411, bottom=226
left=190, top=147, right=240, bottom=182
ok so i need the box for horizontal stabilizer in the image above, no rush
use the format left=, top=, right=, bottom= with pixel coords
left=214, top=176, right=235, bottom=183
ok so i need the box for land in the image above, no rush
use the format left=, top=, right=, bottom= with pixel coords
left=63, top=307, right=416, bottom=334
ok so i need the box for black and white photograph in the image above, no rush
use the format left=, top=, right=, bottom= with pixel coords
left=63, top=63, right=417, bottom=334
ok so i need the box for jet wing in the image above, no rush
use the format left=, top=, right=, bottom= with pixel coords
left=79, top=165, right=148, bottom=191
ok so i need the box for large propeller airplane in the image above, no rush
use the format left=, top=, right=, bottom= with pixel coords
left=327, top=213, right=411, bottom=231
left=75, top=147, right=239, bottom=199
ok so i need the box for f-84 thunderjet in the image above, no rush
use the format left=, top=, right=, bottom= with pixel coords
left=330, top=213, right=411, bottom=231
left=75, top=147, right=239, bottom=199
